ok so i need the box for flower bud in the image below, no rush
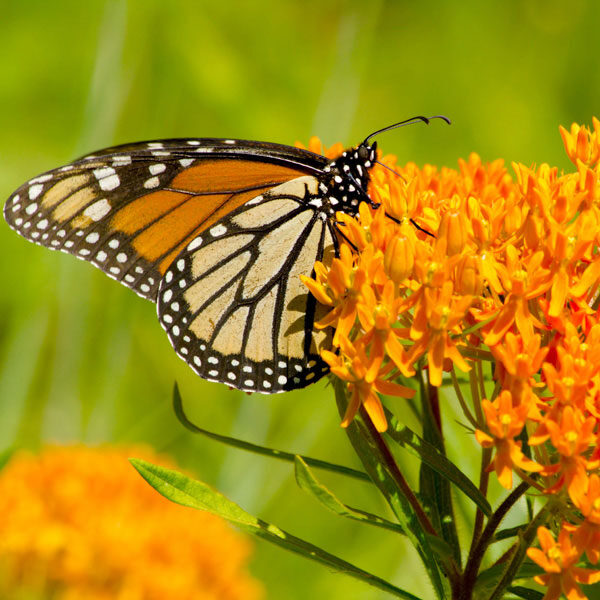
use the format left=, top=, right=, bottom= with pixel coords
left=438, top=209, right=467, bottom=256
left=455, top=254, right=483, bottom=296
left=384, top=233, right=414, bottom=283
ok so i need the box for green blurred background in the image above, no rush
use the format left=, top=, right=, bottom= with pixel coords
left=1, top=1, right=598, bottom=598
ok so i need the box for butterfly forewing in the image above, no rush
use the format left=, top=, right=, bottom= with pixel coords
left=157, top=176, right=336, bottom=393
left=4, top=139, right=327, bottom=301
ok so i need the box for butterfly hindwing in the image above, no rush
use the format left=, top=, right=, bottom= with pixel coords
left=4, top=139, right=327, bottom=301
left=157, top=176, right=336, bottom=393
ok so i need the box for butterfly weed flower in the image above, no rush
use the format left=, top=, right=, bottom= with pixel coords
left=527, top=525, right=600, bottom=600
left=475, top=390, right=543, bottom=488
left=0, top=446, right=263, bottom=600
left=300, top=119, right=600, bottom=598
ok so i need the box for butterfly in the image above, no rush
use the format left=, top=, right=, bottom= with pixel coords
left=3, top=116, right=448, bottom=394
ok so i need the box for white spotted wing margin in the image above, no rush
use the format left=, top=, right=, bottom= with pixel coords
left=157, top=176, right=336, bottom=393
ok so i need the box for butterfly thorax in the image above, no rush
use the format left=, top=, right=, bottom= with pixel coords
left=316, top=142, right=377, bottom=218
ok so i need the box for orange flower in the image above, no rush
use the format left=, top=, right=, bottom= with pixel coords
left=295, top=136, right=344, bottom=160
left=301, top=121, right=600, bottom=462
left=559, top=118, right=600, bottom=167
left=475, top=390, right=542, bottom=488
left=572, top=474, right=600, bottom=564
left=356, top=279, right=414, bottom=379
left=301, top=243, right=366, bottom=345
left=0, top=446, right=262, bottom=600
left=322, top=335, right=415, bottom=432
left=535, top=405, right=599, bottom=505
left=482, top=246, right=550, bottom=347
left=490, top=331, right=547, bottom=417
left=407, top=279, right=473, bottom=387
left=527, top=525, right=600, bottom=600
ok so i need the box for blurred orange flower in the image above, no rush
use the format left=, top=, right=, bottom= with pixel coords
left=0, top=445, right=263, bottom=600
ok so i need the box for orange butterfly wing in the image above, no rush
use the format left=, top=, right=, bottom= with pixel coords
left=4, top=139, right=327, bottom=300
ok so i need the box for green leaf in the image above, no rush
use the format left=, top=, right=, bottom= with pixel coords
left=493, top=524, right=527, bottom=542
left=476, top=559, right=542, bottom=591
left=507, top=586, right=544, bottom=600
left=130, top=458, right=421, bottom=600
left=424, top=533, right=456, bottom=563
left=332, top=378, right=450, bottom=599
left=384, top=406, right=491, bottom=517
left=294, top=455, right=404, bottom=534
left=172, top=382, right=370, bottom=482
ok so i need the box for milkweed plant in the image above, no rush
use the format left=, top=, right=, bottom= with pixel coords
left=133, top=119, right=600, bottom=600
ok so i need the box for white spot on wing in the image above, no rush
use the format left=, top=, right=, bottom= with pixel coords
left=144, top=177, right=159, bottom=189
left=94, top=167, right=116, bottom=179
left=149, top=163, right=166, bottom=175
left=99, top=174, right=120, bottom=191
left=210, top=224, right=227, bottom=237
left=30, top=174, right=52, bottom=184
left=84, top=199, right=111, bottom=221
left=187, top=237, right=202, bottom=251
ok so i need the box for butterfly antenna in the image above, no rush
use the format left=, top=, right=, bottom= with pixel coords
left=375, top=159, right=407, bottom=182
left=363, top=114, right=451, bottom=145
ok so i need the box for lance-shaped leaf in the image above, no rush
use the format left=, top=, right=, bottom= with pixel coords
left=130, top=458, right=422, bottom=600
left=507, top=587, right=544, bottom=600
left=294, top=455, right=404, bottom=534
left=172, top=383, right=370, bottom=482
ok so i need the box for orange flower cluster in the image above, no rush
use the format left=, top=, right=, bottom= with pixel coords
left=0, top=445, right=263, bottom=600
left=301, top=121, right=600, bottom=597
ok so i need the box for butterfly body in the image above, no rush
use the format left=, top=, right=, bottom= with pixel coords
left=4, top=137, right=377, bottom=393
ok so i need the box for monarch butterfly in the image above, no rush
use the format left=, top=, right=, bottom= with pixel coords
left=4, top=116, right=448, bottom=394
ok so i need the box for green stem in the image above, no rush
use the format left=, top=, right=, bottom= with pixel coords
left=451, top=367, right=478, bottom=428
left=459, top=481, right=530, bottom=600
left=468, top=446, right=492, bottom=558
